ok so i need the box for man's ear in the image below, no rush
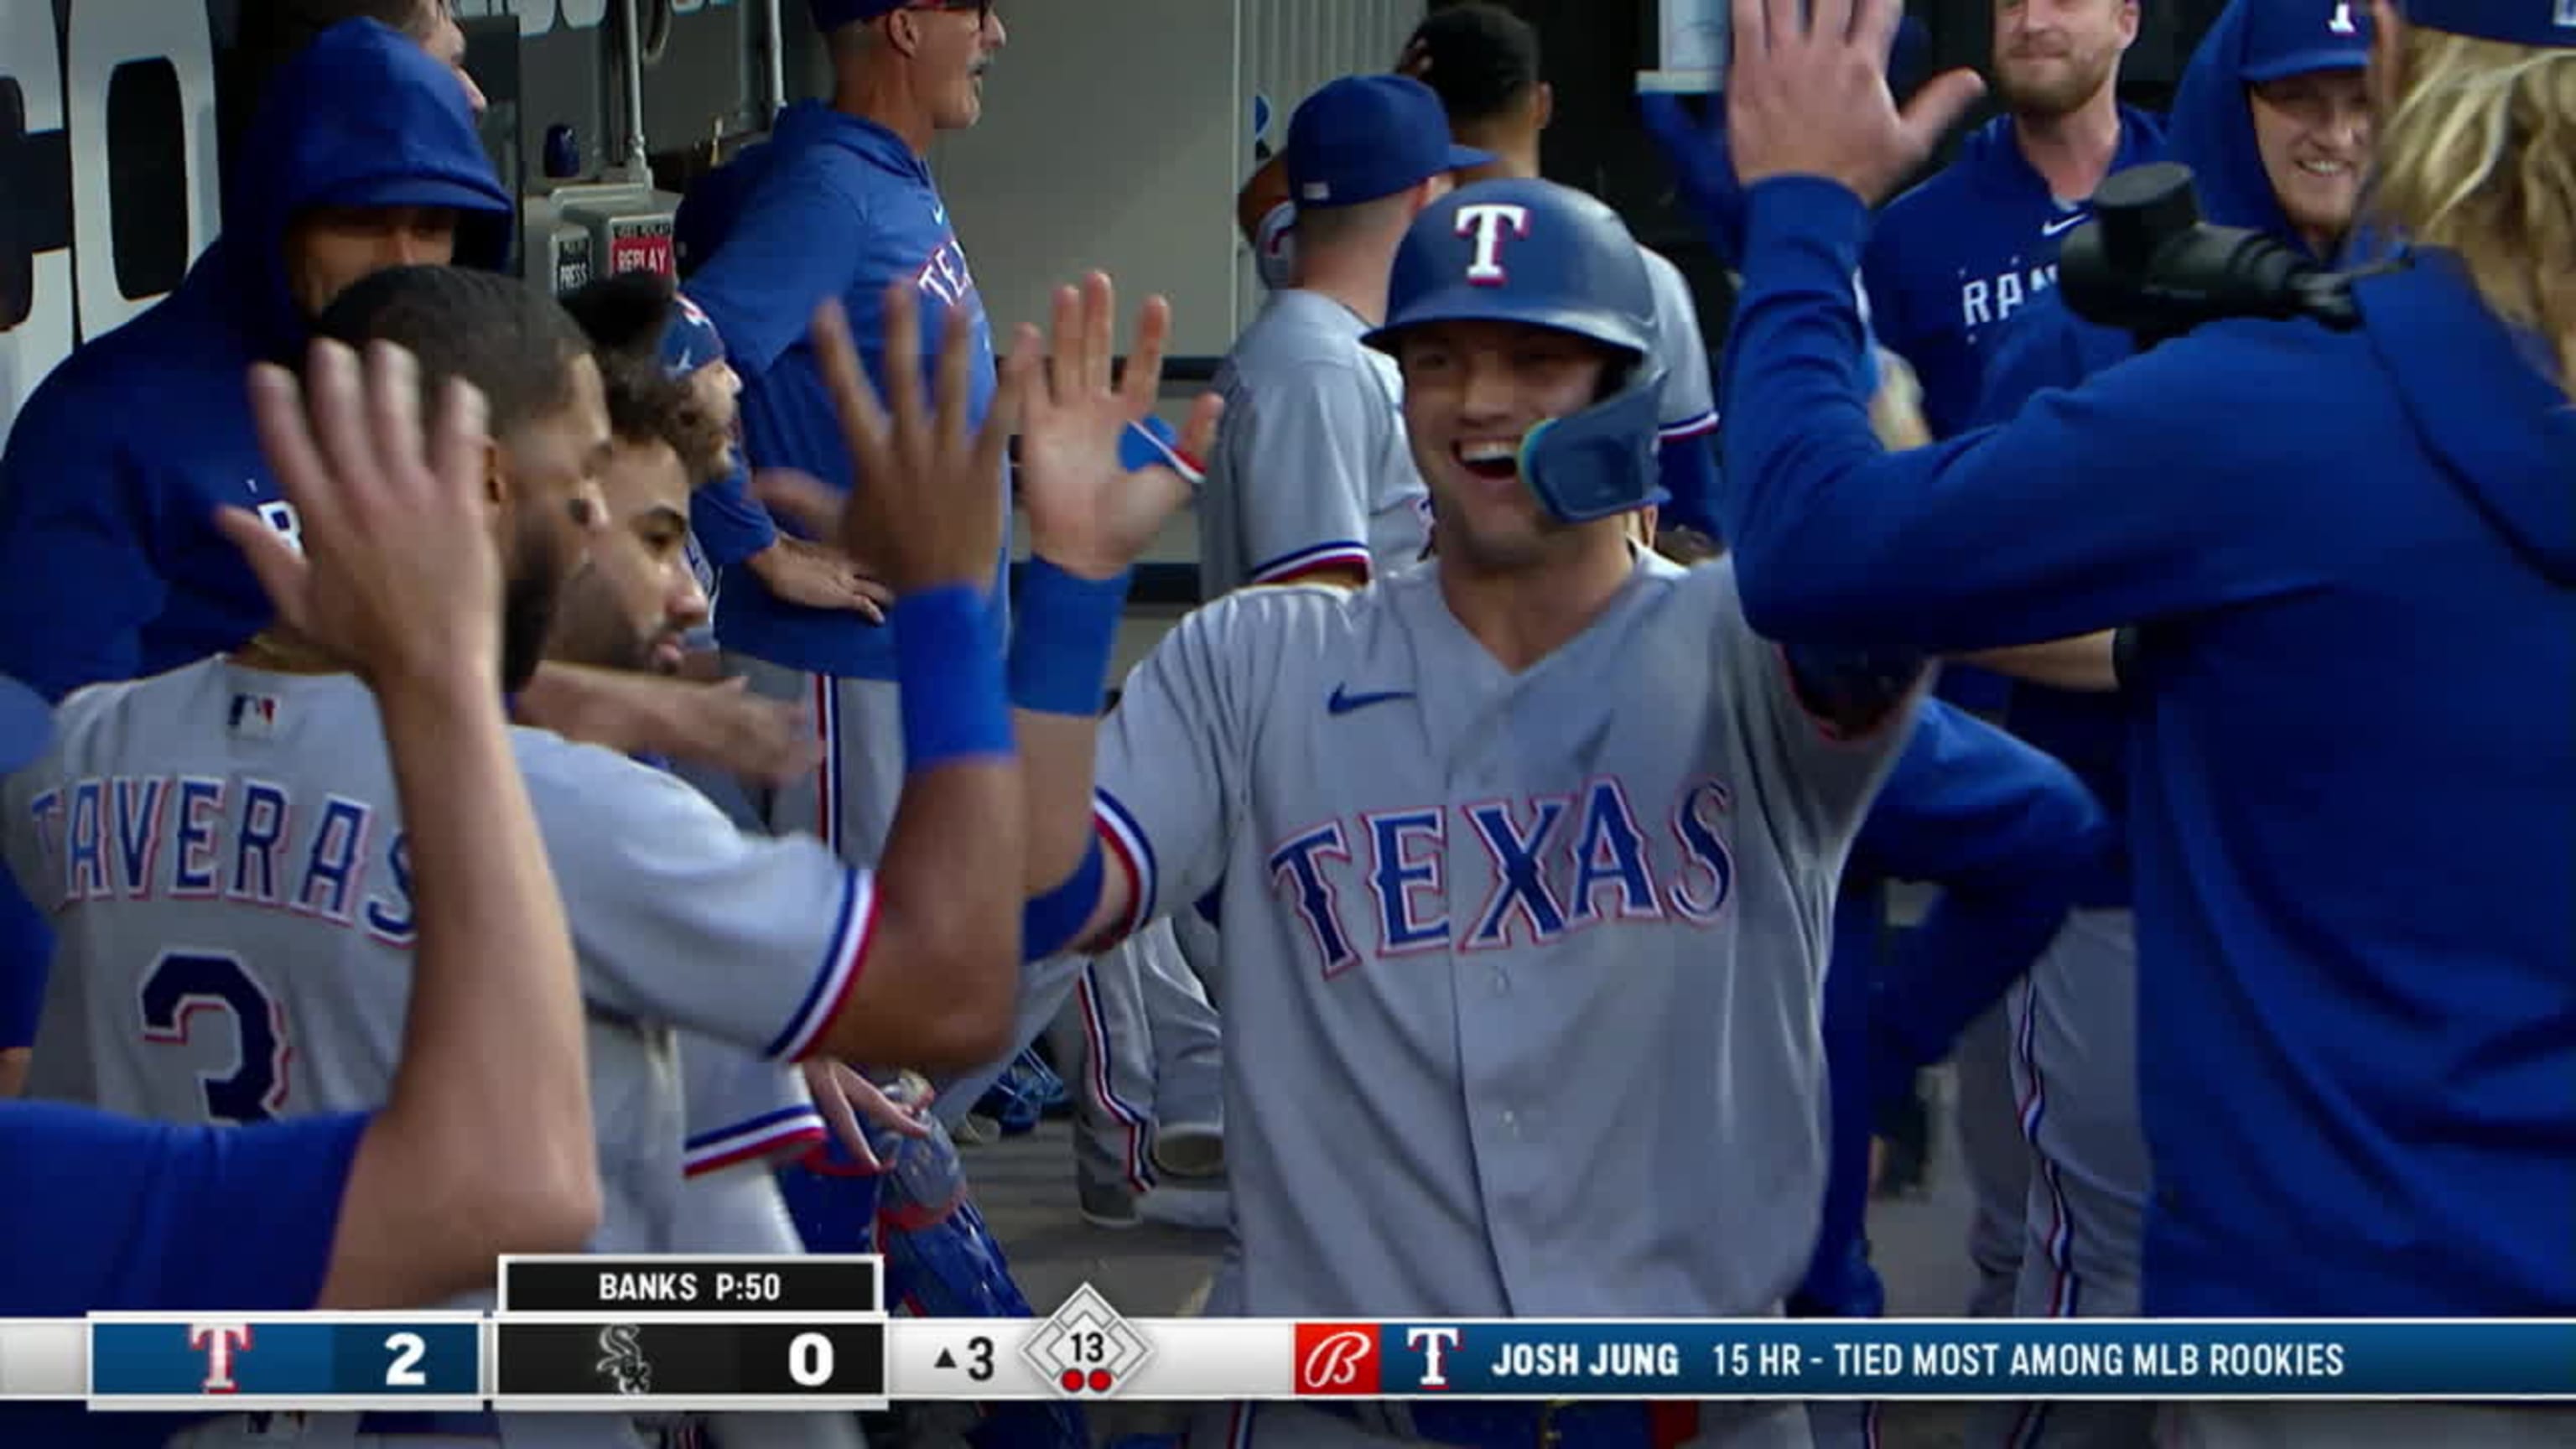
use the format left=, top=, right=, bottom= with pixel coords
left=481, top=436, right=510, bottom=508
left=882, top=9, right=923, bottom=58
left=1534, top=81, right=1555, bottom=132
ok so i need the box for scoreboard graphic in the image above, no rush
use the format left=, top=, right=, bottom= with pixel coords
left=9, top=1262, right=2576, bottom=1413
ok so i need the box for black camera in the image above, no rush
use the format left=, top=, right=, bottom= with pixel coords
left=2057, top=162, right=2369, bottom=349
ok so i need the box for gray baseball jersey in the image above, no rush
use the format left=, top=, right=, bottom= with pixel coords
left=1200, top=290, right=1431, bottom=596
left=1086, top=554, right=1914, bottom=1317
left=6, top=659, right=875, bottom=1265
left=682, top=1036, right=826, bottom=1180
left=1641, top=246, right=1720, bottom=448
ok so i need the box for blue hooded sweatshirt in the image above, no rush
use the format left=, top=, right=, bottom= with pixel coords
left=1970, top=0, right=2376, bottom=907
left=1722, top=148, right=2576, bottom=1317
left=0, top=18, right=511, bottom=1063
left=1796, top=700, right=2109, bottom=1318
left=681, top=101, right=1010, bottom=682
left=0, top=19, right=512, bottom=703
left=1859, top=106, right=2166, bottom=443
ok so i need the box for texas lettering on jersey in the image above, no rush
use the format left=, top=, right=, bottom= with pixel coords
left=18, top=771, right=418, bottom=946
left=1264, top=776, right=1738, bottom=975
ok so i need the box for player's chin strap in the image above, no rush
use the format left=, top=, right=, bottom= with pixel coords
left=1516, top=359, right=1673, bottom=526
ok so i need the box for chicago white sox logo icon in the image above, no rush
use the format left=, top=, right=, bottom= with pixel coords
left=1456, top=203, right=1533, bottom=287
left=1301, top=1331, right=1374, bottom=1388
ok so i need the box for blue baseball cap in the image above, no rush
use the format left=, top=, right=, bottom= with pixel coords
left=2401, top=0, right=2576, bottom=44
left=810, top=0, right=906, bottom=29
left=1285, top=75, right=1495, bottom=210
left=2241, top=0, right=2376, bottom=80
left=0, top=677, right=52, bottom=778
left=662, top=292, right=728, bottom=378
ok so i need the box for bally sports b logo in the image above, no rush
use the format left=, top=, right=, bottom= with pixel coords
left=1293, top=1324, right=1380, bottom=1394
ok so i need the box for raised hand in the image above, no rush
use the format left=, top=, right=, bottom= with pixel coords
left=224, top=340, right=519, bottom=694
left=1011, top=272, right=1223, bottom=582
left=799, top=283, right=1023, bottom=596
left=1725, top=0, right=1983, bottom=205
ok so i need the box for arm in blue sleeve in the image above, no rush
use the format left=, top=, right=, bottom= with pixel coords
left=683, top=171, right=865, bottom=378
left=688, top=462, right=780, bottom=569
left=0, top=869, right=49, bottom=1051
left=1657, top=433, right=1725, bottom=539
left=0, top=384, right=164, bottom=701
left=0, top=1103, right=365, bottom=1313
left=1845, top=701, right=2109, bottom=1098
left=1719, top=178, right=2337, bottom=653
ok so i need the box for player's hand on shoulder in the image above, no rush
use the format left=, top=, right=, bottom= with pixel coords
left=784, top=285, right=1016, bottom=595
left=225, top=340, right=550, bottom=698
left=1013, top=272, right=1223, bottom=582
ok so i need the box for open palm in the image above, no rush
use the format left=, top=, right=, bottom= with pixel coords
left=1014, top=272, right=1223, bottom=583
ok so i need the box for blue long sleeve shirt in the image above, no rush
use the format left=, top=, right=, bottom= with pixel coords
left=683, top=104, right=1011, bottom=680
left=1723, top=173, right=2576, bottom=1319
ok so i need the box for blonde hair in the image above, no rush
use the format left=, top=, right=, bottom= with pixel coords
left=2370, top=27, right=2576, bottom=393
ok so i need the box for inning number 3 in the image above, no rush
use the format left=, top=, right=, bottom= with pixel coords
left=138, top=950, right=290, bottom=1125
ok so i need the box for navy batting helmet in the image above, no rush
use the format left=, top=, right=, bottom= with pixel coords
left=1365, top=178, right=1668, bottom=524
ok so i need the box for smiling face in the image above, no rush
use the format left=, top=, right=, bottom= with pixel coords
left=2248, top=68, right=2372, bottom=256
left=1393, top=317, right=1626, bottom=576
left=1992, top=0, right=2137, bottom=118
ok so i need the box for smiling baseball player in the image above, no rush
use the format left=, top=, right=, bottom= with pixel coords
left=974, top=182, right=1928, bottom=1448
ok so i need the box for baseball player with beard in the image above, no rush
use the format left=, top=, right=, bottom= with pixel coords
left=9, top=263, right=1031, bottom=1449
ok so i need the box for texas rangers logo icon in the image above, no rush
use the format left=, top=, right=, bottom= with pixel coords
left=188, top=1324, right=253, bottom=1393
left=1456, top=203, right=1533, bottom=286
left=1293, top=1323, right=1381, bottom=1394
left=595, top=1324, right=653, bottom=1395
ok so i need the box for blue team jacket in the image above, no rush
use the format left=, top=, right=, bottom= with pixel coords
left=1723, top=172, right=2576, bottom=1318
left=1861, top=107, right=2165, bottom=440
left=1801, top=701, right=2108, bottom=1317
left=683, top=102, right=1011, bottom=681
left=1971, top=0, right=2349, bottom=906
left=0, top=20, right=511, bottom=704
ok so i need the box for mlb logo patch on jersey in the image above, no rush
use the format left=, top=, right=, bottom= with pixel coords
left=228, top=692, right=281, bottom=740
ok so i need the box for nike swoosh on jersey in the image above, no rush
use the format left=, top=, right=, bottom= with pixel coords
left=1327, top=685, right=1415, bottom=716
left=2041, top=213, right=2087, bottom=237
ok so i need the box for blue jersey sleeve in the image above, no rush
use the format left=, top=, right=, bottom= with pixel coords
left=1656, top=433, right=1725, bottom=538
left=686, top=169, right=868, bottom=378
left=0, top=379, right=166, bottom=701
left=0, top=1103, right=365, bottom=1314
left=689, top=461, right=780, bottom=569
left=1848, top=700, right=2109, bottom=1093
left=0, top=869, right=48, bottom=1051
left=1719, top=178, right=2341, bottom=652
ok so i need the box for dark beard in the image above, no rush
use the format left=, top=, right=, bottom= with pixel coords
left=501, top=527, right=567, bottom=694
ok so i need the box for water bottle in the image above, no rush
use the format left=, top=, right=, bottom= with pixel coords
left=865, top=1072, right=967, bottom=1233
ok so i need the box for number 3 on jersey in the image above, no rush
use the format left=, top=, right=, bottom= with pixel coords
left=139, top=949, right=291, bottom=1124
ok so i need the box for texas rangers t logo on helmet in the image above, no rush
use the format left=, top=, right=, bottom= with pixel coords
left=1456, top=203, right=1533, bottom=287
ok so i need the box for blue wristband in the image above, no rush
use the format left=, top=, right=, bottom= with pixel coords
left=891, top=586, right=1014, bottom=770
left=1009, top=557, right=1131, bottom=717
